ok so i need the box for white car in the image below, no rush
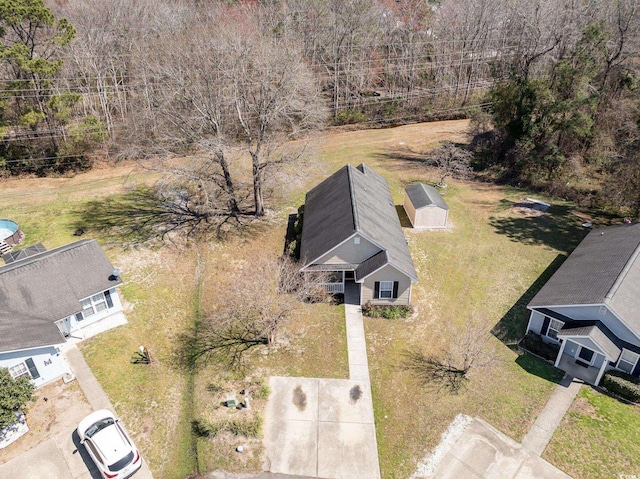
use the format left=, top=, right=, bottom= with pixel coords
left=77, top=409, right=142, bottom=479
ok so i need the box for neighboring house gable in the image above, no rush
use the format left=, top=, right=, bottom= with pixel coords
left=0, top=239, right=124, bottom=387
left=526, top=223, right=640, bottom=385
left=300, top=164, right=417, bottom=305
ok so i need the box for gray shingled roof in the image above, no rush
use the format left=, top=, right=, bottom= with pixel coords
left=557, top=325, right=622, bottom=360
left=0, top=239, right=122, bottom=353
left=405, top=183, right=449, bottom=210
left=528, top=224, right=640, bottom=316
left=300, top=164, right=417, bottom=281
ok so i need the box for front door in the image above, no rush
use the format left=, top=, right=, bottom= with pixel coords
left=577, top=346, right=594, bottom=365
left=55, top=318, right=70, bottom=337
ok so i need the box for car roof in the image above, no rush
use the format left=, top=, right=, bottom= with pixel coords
left=92, top=422, right=132, bottom=466
left=78, top=409, right=116, bottom=437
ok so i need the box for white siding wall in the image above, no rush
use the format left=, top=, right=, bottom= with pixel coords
left=66, top=287, right=123, bottom=333
left=316, top=236, right=381, bottom=265
left=526, top=311, right=546, bottom=334
left=360, top=265, right=412, bottom=305
left=0, top=346, right=68, bottom=388
left=415, top=207, right=448, bottom=229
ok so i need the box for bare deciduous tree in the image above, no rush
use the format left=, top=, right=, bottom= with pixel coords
left=179, top=252, right=328, bottom=368
left=401, top=319, right=499, bottom=393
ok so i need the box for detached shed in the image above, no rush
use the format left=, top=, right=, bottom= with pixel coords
left=403, top=183, right=449, bottom=229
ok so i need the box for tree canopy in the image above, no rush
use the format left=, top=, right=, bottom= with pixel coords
left=0, top=368, right=35, bottom=429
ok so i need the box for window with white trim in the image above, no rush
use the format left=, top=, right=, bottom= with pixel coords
left=546, top=318, right=564, bottom=340
left=379, top=281, right=394, bottom=299
left=9, top=362, right=29, bottom=379
left=80, top=292, right=109, bottom=319
left=617, top=349, right=640, bottom=374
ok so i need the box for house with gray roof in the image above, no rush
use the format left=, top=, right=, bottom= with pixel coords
left=403, top=183, right=449, bottom=229
left=526, top=223, right=640, bottom=385
left=300, top=164, right=417, bottom=305
left=0, top=239, right=124, bottom=387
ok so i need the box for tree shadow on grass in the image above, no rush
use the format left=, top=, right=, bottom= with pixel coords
left=74, top=186, right=247, bottom=246
left=489, top=200, right=589, bottom=254
left=492, top=254, right=567, bottom=345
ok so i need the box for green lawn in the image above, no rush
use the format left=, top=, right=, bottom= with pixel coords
left=545, top=387, right=640, bottom=479
left=2, top=119, right=623, bottom=478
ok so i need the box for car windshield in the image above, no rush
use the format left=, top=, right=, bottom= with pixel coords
left=109, top=450, right=134, bottom=471
left=85, top=418, right=115, bottom=438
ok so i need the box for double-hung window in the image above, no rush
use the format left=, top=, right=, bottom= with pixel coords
left=379, top=281, right=394, bottom=299
left=80, top=291, right=112, bottom=319
left=617, top=349, right=640, bottom=374
left=546, top=318, right=564, bottom=340
left=9, top=362, right=29, bottom=379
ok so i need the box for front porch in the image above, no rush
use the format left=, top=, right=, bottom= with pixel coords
left=556, top=352, right=601, bottom=385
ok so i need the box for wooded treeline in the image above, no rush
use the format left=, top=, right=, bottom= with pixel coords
left=1, top=0, right=640, bottom=217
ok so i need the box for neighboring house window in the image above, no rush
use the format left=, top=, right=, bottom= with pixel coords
left=80, top=291, right=113, bottom=319
left=546, top=318, right=564, bottom=340
left=10, top=359, right=40, bottom=379
left=9, top=362, right=29, bottom=379
left=374, top=281, right=399, bottom=299
left=617, top=349, right=640, bottom=374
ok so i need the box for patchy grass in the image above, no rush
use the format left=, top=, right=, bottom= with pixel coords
left=80, top=246, right=198, bottom=479
left=2, top=120, right=614, bottom=478
left=544, top=387, right=640, bottom=479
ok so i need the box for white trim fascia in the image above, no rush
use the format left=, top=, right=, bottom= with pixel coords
left=300, top=232, right=382, bottom=271
left=558, top=336, right=609, bottom=361
left=529, top=302, right=606, bottom=310
left=356, top=262, right=415, bottom=283
left=78, top=286, right=118, bottom=304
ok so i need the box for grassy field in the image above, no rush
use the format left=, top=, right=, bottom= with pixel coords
left=1, top=119, right=619, bottom=478
left=545, top=387, right=640, bottom=478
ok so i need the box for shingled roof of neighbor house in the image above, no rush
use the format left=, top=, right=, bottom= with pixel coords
left=300, top=164, right=417, bottom=281
left=0, top=239, right=122, bottom=352
left=529, top=223, right=640, bottom=332
left=405, top=183, right=449, bottom=210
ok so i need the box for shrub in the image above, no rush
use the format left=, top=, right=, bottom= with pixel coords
left=0, top=368, right=35, bottom=429
left=519, top=331, right=560, bottom=362
left=362, top=302, right=412, bottom=319
left=334, top=109, right=367, bottom=125
left=191, top=419, right=226, bottom=438
left=227, top=417, right=262, bottom=437
left=602, top=370, right=640, bottom=403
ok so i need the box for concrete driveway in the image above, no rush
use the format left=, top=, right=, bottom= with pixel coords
left=263, top=376, right=380, bottom=479
left=421, top=418, right=572, bottom=479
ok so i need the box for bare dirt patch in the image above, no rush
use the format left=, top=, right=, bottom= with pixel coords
left=0, top=379, right=91, bottom=465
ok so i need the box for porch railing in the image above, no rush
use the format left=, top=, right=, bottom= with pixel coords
left=322, top=283, right=344, bottom=294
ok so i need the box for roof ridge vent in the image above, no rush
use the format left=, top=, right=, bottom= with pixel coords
left=347, top=165, right=360, bottom=232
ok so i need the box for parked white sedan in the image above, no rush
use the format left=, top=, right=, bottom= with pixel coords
left=77, top=409, right=142, bottom=479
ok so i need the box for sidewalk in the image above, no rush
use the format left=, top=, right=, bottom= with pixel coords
left=521, top=375, right=582, bottom=455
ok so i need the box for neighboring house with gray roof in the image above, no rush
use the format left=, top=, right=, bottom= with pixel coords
left=0, top=239, right=124, bottom=387
left=526, top=223, right=640, bottom=385
left=300, top=164, right=417, bottom=305
left=403, top=183, right=449, bottom=229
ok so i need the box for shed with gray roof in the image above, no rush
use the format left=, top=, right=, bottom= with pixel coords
left=403, top=183, right=449, bottom=229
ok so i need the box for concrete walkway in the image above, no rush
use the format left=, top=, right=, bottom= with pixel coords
left=521, top=375, right=582, bottom=455
left=263, top=292, right=381, bottom=478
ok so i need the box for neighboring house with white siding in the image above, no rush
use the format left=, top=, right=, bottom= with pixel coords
left=525, top=223, right=640, bottom=385
left=299, top=163, right=418, bottom=305
left=0, top=239, right=124, bottom=388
